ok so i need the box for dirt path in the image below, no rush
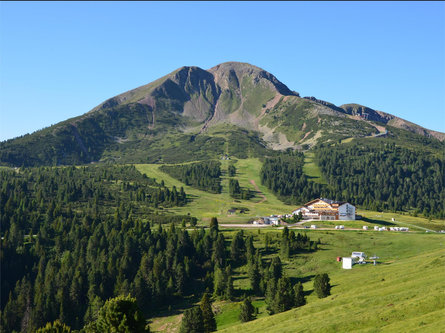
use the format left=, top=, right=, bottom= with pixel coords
left=249, top=179, right=267, bottom=204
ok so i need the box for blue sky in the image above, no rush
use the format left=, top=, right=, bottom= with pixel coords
left=1, top=1, right=444, bottom=141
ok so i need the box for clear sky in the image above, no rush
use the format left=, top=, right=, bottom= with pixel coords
left=1, top=1, right=444, bottom=141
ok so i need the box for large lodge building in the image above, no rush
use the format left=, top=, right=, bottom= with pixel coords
left=292, top=198, right=356, bottom=221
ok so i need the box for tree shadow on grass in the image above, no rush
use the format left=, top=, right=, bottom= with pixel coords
left=289, top=275, right=315, bottom=285
left=362, top=217, right=396, bottom=227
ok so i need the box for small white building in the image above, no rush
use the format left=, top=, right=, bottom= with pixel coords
left=363, top=226, right=368, bottom=230
left=351, top=252, right=367, bottom=264
left=342, top=257, right=354, bottom=269
left=352, top=252, right=366, bottom=258
left=262, top=216, right=280, bottom=225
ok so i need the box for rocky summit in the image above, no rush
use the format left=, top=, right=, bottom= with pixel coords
left=0, top=62, right=443, bottom=166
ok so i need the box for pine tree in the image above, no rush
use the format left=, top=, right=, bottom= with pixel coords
left=212, top=234, right=226, bottom=267
left=273, top=276, right=295, bottom=313
left=313, top=273, right=331, bottom=298
left=293, top=282, right=306, bottom=307
left=200, top=293, right=216, bottom=332
left=239, top=297, right=256, bottom=322
left=264, top=277, right=277, bottom=314
left=230, top=231, right=246, bottom=265
left=179, top=306, right=204, bottom=333
left=225, top=275, right=234, bottom=301
left=248, top=261, right=261, bottom=296
left=92, top=295, right=149, bottom=332
left=213, top=266, right=226, bottom=298
left=245, top=236, right=255, bottom=264
left=209, top=217, right=219, bottom=238
left=36, top=320, right=72, bottom=333
left=270, top=256, right=282, bottom=281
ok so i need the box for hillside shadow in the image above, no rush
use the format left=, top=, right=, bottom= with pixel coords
left=362, top=217, right=396, bottom=226
left=289, top=275, right=315, bottom=285
left=147, top=293, right=202, bottom=319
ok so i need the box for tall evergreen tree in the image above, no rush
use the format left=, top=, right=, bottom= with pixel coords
left=239, top=297, right=256, bottom=322
left=273, top=276, right=295, bottom=313
left=209, top=217, right=219, bottom=238
left=270, top=257, right=282, bottom=281
left=179, top=306, right=204, bottom=333
left=91, top=295, right=149, bottom=332
left=293, top=282, right=306, bottom=307
left=248, top=261, right=261, bottom=296
left=200, top=293, right=216, bottom=333
left=230, top=231, right=246, bottom=265
left=213, top=266, right=226, bottom=298
left=313, top=273, right=331, bottom=298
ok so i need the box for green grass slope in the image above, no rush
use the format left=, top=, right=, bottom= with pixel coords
left=302, top=152, right=326, bottom=184
left=135, top=158, right=292, bottom=222
left=220, top=232, right=445, bottom=333
left=147, top=228, right=444, bottom=332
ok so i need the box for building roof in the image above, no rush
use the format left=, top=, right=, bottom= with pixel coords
left=302, top=198, right=347, bottom=206
left=292, top=198, right=353, bottom=214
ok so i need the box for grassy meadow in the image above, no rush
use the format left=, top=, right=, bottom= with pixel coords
left=135, top=157, right=444, bottom=232
left=135, top=156, right=444, bottom=332
left=302, top=152, right=326, bottom=184
left=135, top=158, right=293, bottom=223
left=148, top=227, right=445, bottom=332
left=220, top=232, right=445, bottom=333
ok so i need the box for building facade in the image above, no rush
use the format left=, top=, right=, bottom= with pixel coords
left=292, top=198, right=356, bottom=221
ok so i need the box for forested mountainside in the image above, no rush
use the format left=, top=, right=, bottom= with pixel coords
left=0, top=163, right=318, bottom=331
left=260, top=142, right=444, bottom=218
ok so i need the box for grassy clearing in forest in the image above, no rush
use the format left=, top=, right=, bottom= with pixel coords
left=302, top=152, right=326, bottom=184
left=135, top=158, right=292, bottom=223
left=135, top=159, right=444, bottom=232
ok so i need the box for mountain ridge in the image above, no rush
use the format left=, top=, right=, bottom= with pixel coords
left=0, top=61, right=443, bottom=166
left=90, top=61, right=444, bottom=141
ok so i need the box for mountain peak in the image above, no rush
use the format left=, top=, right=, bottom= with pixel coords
left=208, top=61, right=265, bottom=73
left=208, top=61, right=296, bottom=96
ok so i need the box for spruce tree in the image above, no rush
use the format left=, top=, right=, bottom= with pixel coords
left=200, top=293, right=216, bottom=332
left=179, top=306, right=204, bottom=333
left=212, top=234, right=226, bottom=267
left=270, top=256, right=282, bottom=281
left=264, top=277, right=277, bottom=314
left=225, top=275, right=234, bottom=301
left=313, top=273, right=331, bottom=298
left=230, top=231, right=246, bottom=265
left=294, top=282, right=306, bottom=307
left=248, top=262, right=261, bottom=296
left=92, top=295, right=149, bottom=332
left=239, top=297, right=256, bottom=322
left=245, top=236, right=255, bottom=264
left=213, top=266, right=226, bottom=298
left=209, top=217, right=219, bottom=238
left=36, top=320, right=72, bottom=333
left=273, top=276, right=295, bottom=313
